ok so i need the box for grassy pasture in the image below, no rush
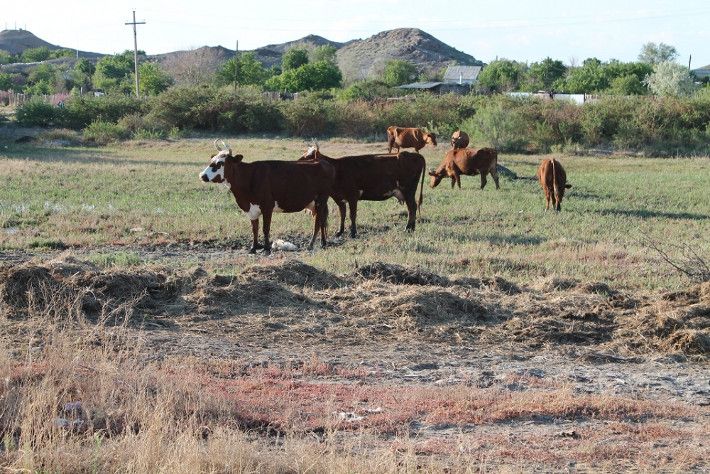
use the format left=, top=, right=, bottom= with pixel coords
left=1, top=138, right=708, bottom=289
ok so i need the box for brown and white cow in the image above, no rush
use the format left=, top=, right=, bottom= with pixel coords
left=429, top=147, right=500, bottom=190
left=450, top=130, right=470, bottom=150
left=386, top=126, right=437, bottom=153
left=537, top=158, right=571, bottom=211
left=199, top=141, right=335, bottom=253
left=299, top=145, right=426, bottom=238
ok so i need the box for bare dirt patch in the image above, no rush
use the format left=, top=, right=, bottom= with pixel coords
left=1, top=256, right=708, bottom=471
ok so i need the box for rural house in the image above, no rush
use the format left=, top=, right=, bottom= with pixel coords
left=399, top=64, right=482, bottom=94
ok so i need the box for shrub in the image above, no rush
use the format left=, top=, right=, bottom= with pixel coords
left=280, top=93, right=335, bottom=136
left=82, top=120, right=130, bottom=145
left=15, top=99, right=63, bottom=127
left=63, top=95, right=146, bottom=129
left=461, top=95, right=528, bottom=151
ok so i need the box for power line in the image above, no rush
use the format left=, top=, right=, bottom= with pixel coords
left=125, top=10, right=146, bottom=98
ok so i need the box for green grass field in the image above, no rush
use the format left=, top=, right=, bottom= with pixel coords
left=1, top=138, right=708, bottom=290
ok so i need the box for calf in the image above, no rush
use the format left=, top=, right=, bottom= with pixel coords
left=299, top=145, right=426, bottom=238
left=387, top=126, right=437, bottom=153
left=450, top=130, right=469, bottom=149
left=199, top=141, right=334, bottom=253
left=537, top=158, right=571, bottom=211
left=429, top=147, right=500, bottom=190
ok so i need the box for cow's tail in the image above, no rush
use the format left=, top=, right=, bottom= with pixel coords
left=417, top=157, right=425, bottom=216
left=551, top=159, right=559, bottom=204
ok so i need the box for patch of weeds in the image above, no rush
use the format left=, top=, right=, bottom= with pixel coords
left=88, top=251, right=143, bottom=268
left=28, top=238, right=67, bottom=250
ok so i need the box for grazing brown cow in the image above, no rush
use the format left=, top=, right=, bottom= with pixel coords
left=387, top=126, right=437, bottom=153
left=537, top=158, right=571, bottom=211
left=429, top=147, right=500, bottom=190
left=299, top=145, right=426, bottom=238
left=199, top=141, right=335, bottom=253
left=450, top=130, right=469, bottom=149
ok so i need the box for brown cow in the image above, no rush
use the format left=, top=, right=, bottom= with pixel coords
left=199, top=141, right=335, bottom=253
left=387, top=126, right=437, bottom=153
left=300, top=145, right=426, bottom=238
left=537, top=158, right=571, bottom=211
left=451, top=130, right=469, bottom=149
left=429, top=147, right=500, bottom=190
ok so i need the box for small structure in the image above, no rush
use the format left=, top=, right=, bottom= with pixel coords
left=691, top=64, right=710, bottom=82
left=399, top=64, right=483, bottom=94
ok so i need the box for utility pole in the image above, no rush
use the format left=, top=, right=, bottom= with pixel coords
left=125, top=10, right=146, bottom=98
left=234, top=40, right=239, bottom=92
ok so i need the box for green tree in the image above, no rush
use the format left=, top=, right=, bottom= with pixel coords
left=266, top=60, right=341, bottom=92
left=0, top=73, right=14, bottom=90
left=476, top=59, right=525, bottom=93
left=92, top=51, right=138, bottom=93
left=282, top=48, right=309, bottom=71
left=24, top=80, right=53, bottom=95
left=0, top=50, right=13, bottom=65
left=607, top=74, right=647, bottom=95
left=644, top=61, right=696, bottom=97
left=216, top=52, right=270, bottom=87
left=310, top=45, right=337, bottom=64
left=522, top=57, right=566, bottom=92
left=50, top=49, right=75, bottom=59
left=138, top=62, right=174, bottom=95
left=556, top=58, right=608, bottom=93
left=21, top=46, right=51, bottom=62
left=638, top=42, right=679, bottom=65
left=382, top=60, right=418, bottom=87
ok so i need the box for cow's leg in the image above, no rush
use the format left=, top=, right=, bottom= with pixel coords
left=455, top=171, right=462, bottom=189
left=491, top=168, right=500, bottom=189
left=348, top=199, right=358, bottom=238
left=544, top=188, right=551, bottom=211
left=309, top=198, right=328, bottom=250
left=334, top=200, right=346, bottom=237
left=261, top=210, right=273, bottom=254
left=480, top=172, right=488, bottom=189
left=450, top=175, right=456, bottom=188
left=249, top=219, right=260, bottom=253
left=405, top=192, right=417, bottom=232
left=319, top=199, right=329, bottom=248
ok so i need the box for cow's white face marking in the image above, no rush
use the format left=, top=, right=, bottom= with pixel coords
left=199, top=150, right=229, bottom=184
left=303, top=200, right=316, bottom=216
left=247, top=203, right=261, bottom=220
left=303, top=146, right=317, bottom=159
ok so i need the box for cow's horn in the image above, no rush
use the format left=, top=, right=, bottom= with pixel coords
left=220, top=139, right=228, bottom=150
left=214, top=139, right=222, bottom=151
left=314, top=139, right=320, bottom=151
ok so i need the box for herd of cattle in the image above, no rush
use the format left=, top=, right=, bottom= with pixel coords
left=199, top=127, right=572, bottom=253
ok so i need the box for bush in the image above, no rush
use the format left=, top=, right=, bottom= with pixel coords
left=15, top=99, right=63, bottom=127
left=63, top=95, right=146, bottom=129
left=460, top=96, right=528, bottom=151
left=82, top=120, right=130, bottom=145
left=280, top=94, right=335, bottom=136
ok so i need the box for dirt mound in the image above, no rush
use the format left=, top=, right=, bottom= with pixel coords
left=533, top=276, right=579, bottom=292
left=354, top=262, right=449, bottom=286
left=0, top=265, right=57, bottom=312
left=241, top=260, right=344, bottom=290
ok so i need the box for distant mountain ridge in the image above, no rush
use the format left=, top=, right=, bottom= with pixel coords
left=1, top=27, right=482, bottom=82
left=0, top=29, right=103, bottom=58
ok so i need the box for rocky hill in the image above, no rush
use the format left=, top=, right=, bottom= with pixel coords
left=2, top=28, right=481, bottom=82
left=0, top=29, right=102, bottom=58
left=336, top=28, right=482, bottom=81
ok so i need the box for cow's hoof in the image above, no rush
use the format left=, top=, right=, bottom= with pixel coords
left=334, top=231, right=343, bottom=238
left=405, top=226, right=415, bottom=233
left=248, top=247, right=258, bottom=254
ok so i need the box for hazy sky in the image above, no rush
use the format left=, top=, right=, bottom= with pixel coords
left=4, top=0, right=709, bottom=67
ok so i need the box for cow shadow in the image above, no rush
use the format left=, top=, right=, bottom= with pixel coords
left=466, top=233, right=547, bottom=246
left=598, top=209, right=710, bottom=221
left=3, top=145, right=201, bottom=168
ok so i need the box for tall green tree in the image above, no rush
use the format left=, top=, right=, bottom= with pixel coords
left=282, top=48, right=309, bottom=71
left=638, top=42, right=679, bottom=65
left=476, top=59, right=525, bottom=93
left=522, top=57, right=566, bottom=91
left=21, top=47, right=51, bottom=62
left=138, top=62, right=174, bottom=95
left=216, top=52, right=270, bottom=87
left=382, top=60, right=418, bottom=87
left=310, top=45, right=337, bottom=64
left=265, top=60, right=341, bottom=92
left=92, top=50, right=140, bottom=93
left=556, top=58, right=608, bottom=93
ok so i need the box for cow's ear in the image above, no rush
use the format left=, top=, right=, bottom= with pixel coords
left=227, top=154, right=244, bottom=163
left=428, top=169, right=436, bottom=176
left=565, top=184, right=572, bottom=189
